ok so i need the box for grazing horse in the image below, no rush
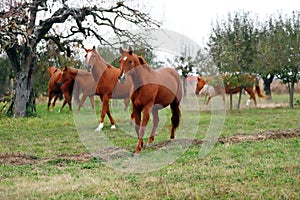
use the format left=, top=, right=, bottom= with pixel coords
left=195, top=75, right=265, bottom=106
left=47, top=66, right=74, bottom=112
left=58, top=67, right=96, bottom=111
left=118, top=47, right=182, bottom=155
left=84, top=47, right=133, bottom=131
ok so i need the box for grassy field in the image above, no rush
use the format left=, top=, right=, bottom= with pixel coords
left=0, top=93, right=299, bottom=199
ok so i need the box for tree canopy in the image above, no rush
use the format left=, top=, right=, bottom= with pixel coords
left=0, top=0, right=160, bottom=116
left=208, top=11, right=300, bottom=107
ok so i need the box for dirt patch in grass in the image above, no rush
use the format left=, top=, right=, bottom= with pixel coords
left=1, top=128, right=299, bottom=166
left=217, top=128, right=300, bottom=144
left=0, top=153, right=92, bottom=166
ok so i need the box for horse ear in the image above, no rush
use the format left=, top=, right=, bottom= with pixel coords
left=138, top=56, right=146, bottom=65
left=92, top=46, right=96, bottom=51
left=119, top=47, right=124, bottom=54
left=128, top=46, right=133, bottom=55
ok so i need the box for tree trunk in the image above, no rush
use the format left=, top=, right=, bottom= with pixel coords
left=262, top=74, right=274, bottom=100
left=183, top=77, right=187, bottom=97
left=6, top=47, right=37, bottom=117
left=9, top=70, right=36, bottom=117
left=237, top=88, right=242, bottom=110
left=229, top=93, right=233, bottom=111
left=287, top=81, right=295, bottom=108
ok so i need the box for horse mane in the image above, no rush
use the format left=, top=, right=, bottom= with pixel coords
left=92, top=49, right=111, bottom=67
left=70, top=67, right=92, bottom=77
left=48, top=66, right=59, bottom=77
left=106, top=64, right=113, bottom=68
left=137, top=55, right=152, bottom=72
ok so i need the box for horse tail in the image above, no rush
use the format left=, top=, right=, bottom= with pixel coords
left=170, top=97, right=181, bottom=130
left=59, top=92, right=63, bottom=100
left=255, top=85, right=265, bottom=98
left=170, top=74, right=182, bottom=131
left=252, top=76, right=265, bottom=98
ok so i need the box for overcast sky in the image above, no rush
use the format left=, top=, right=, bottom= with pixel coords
left=143, top=0, right=300, bottom=46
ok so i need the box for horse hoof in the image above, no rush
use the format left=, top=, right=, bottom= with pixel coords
left=133, top=153, right=140, bottom=157
left=146, top=143, right=154, bottom=148
left=95, top=127, right=102, bottom=132
left=111, top=125, right=116, bottom=129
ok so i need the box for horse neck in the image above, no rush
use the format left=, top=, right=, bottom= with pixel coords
left=130, top=64, right=155, bottom=89
left=93, top=54, right=110, bottom=75
left=72, top=69, right=91, bottom=82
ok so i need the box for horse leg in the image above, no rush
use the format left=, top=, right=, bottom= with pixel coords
left=206, top=92, right=223, bottom=105
left=147, top=107, right=159, bottom=147
left=67, top=93, right=72, bottom=112
left=246, top=88, right=257, bottom=107
left=95, top=97, right=107, bottom=132
left=135, top=105, right=151, bottom=155
left=89, top=95, right=95, bottom=112
left=95, top=96, right=115, bottom=131
left=206, top=96, right=212, bottom=105
left=59, top=92, right=72, bottom=112
left=51, top=93, right=59, bottom=111
left=124, top=98, right=130, bottom=111
left=47, top=92, right=53, bottom=111
left=78, top=93, right=88, bottom=111
left=170, top=98, right=181, bottom=140
left=104, top=97, right=116, bottom=129
left=106, top=106, right=116, bottom=129
left=60, top=92, right=72, bottom=112
left=132, top=105, right=141, bottom=137
left=59, top=99, right=67, bottom=112
left=221, top=90, right=226, bottom=105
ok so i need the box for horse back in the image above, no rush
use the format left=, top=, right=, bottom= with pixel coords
left=96, top=66, right=132, bottom=99
left=155, top=67, right=182, bottom=105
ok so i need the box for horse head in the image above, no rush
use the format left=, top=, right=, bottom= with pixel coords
left=195, top=76, right=207, bottom=95
left=57, top=67, right=72, bottom=86
left=118, top=46, right=145, bottom=83
left=84, top=46, right=98, bottom=72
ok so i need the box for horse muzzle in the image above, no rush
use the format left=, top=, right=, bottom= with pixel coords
left=86, top=65, right=92, bottom=72
left=118, top=73, right=126, bottom=83
left=57, top=81, right=63, bottom=86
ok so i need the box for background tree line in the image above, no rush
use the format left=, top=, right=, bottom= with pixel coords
left=1, top=1, right=299, bottom=117
left=207, top=11, right=300, bottom=108
left=168, top=11, right=300, bottom=108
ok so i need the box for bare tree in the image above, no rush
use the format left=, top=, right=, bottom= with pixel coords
left=0, top=0, right=160, bottom=116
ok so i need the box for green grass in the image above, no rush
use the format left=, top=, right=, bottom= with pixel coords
left=0, top=95, right=299, bottom=199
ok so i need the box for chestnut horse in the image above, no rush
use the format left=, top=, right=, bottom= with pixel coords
left=118, top=47, right=182, bottom=155
left=195, top=75, right=265, bottom=106
left=47, top=66, right=75, bottom=112
left=58, top=67, right=96, bottom=111
left=84, top=47, right=132, bottom=132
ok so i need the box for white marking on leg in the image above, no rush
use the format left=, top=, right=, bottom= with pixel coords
left=111, top=124, right=116, bottom=129
left=246, top=99, right=251, bottom=106
left=95, top=123, right=104, bottom=132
